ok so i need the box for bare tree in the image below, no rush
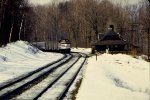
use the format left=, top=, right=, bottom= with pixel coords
left=27, top=0, right=148, bottom=51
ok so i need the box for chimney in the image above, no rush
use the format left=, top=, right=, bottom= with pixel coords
left=109, top=25, right=114, bottom=31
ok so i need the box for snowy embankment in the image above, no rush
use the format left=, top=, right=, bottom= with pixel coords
left=0, top=41, right=63, bottom=84
left=74, top=49, right=149, bottom=100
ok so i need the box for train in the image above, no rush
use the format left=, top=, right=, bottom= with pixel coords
left=58, top=39, right=71, bottom=53
left=31, top=39, right=71, bottom=53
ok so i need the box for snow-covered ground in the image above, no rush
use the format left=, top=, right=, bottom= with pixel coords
left=73, top=48, right=150, bottom=100
left=0, top=43, right=149, bottom=100
left=0, top=41, right=63, bottom=84
left=71, top=48, right=92, bottom=55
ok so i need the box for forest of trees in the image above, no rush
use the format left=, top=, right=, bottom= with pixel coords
left=0, top=0, right=150, bottom=55
left=0, top=0, right=33, bottom=45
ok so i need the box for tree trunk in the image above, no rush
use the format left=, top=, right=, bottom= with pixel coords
left=19, top=14, right=24, bottom=40
left=9, top=23, right=14, bottom=43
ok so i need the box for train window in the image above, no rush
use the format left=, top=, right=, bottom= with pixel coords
left=59, top=39, right=70, bottom=44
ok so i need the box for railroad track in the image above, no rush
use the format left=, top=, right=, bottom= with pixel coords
left=0, top=53, right=87, bottom=100
left=57, top=53, right=87, bottom=100
left=0, top=54, right=67, bottom=90
left=0, top=54, right=72, bottom=99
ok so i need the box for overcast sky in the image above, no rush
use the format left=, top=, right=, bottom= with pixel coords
left=29, top=0, right=141, bottom=5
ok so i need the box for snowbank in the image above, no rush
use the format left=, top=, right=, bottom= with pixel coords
left=76, top=53, right=150, bottom=100
left=0, top=41, right=40, bottom=62
left=0, top=41, right=63, bottom=84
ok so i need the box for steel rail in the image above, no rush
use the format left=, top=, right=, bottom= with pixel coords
left=0, top=54, right=66, bottom=91
left=57, top=54, right=87, bottom=100
left=32, top=53, right=81, bottom=100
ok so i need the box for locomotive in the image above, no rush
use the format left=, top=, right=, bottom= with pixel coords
left=58, top=39, right=71, bottom=53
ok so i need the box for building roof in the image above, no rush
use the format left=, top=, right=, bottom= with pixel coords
left=92, top=29, right=139, bottom=48
left=92, top=28, right=127, bottom=46
left=93, top=40, right=128, bottom=46
left=101, top=29, right=121, bottom=41
left=92, top=39, right=139, bottom=48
